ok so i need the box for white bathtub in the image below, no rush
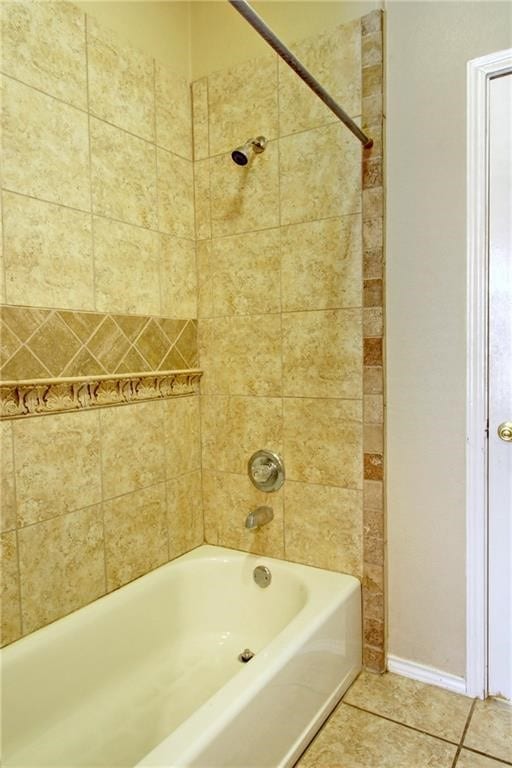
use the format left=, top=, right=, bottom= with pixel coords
left=1, top=545, right=361, bottom=768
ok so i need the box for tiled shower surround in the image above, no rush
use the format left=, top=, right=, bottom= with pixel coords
left=0, top=0, right=202, bottom=645
left=195, top=11, right=385, bottom=671
left=0, top=2, right=385, bottom=672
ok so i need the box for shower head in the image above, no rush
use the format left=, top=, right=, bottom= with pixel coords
left=231, top=136, right=267, bottom=166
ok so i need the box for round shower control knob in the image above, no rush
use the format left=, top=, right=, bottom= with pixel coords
left=248, top=450, right=285, bottom=492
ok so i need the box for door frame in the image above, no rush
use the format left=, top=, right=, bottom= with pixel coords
left=466, top=47, right=512, bottom=699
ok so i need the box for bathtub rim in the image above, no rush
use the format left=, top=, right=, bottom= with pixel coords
left=136, top=544, right=361, bottom=767
left=1, top=544, right=362, bottom=768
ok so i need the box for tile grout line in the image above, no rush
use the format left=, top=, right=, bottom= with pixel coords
left=342, top=700, right=462, bottom=748
left=461, top=746, right=512, bottom=767
left=448, top=698, right=503, bottom=768
left=0, top=192, right=7, bottom=304
left=201, top=74, right=215, bottom=546
left=0, top=184, right=371, bottom=245
left=9, top=419, right=25, bottom=637
left=152, top=58, right=165, bottom=321
left=13, top=468, right=201, bottom=536
left=0, top=70, right=193, bottom=164
left=95, top=407, right=109, bottom=597
left=190, top=85, right=207, bottom=552
left=0, top=187, right=196, bottom=244
left=83, top=14, right=97, bottom=320
left=276, top=53, right=286, bottom=560
left=157, top=397, right=171, bottom=564
left=449, top=698, right=476, bottom=767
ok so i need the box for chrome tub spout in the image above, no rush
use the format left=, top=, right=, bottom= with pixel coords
left=245, top=506, right=274, bottom=529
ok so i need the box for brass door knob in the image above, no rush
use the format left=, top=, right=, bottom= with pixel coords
left=497, top=421, right=512, bottom=442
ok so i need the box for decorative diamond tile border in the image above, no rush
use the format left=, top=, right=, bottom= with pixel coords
left=0, top=306, right=201, bottom=419
left=0, top=306, right=199, bottom=380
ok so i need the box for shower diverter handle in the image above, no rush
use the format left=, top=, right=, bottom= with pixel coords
left=247, top=450, right=285, bottom=492
left=251, top=461, right=274, bottom=484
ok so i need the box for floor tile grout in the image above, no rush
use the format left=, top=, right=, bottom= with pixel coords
left=342, top=700, right=461, bottom=748
left=450, top=698, right=477, bottom=768
left=297, top=674, right=512, bottom=767
left=461, top=746, right=512, bottom=766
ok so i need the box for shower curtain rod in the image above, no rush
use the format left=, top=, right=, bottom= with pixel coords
left=228, top=0, right=373, bottom=149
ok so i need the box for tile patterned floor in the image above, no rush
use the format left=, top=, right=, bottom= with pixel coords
left=295, top=671, right=512, bottom=768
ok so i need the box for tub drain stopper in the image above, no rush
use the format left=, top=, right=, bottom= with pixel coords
left=238, top=648, right=255, bottom=663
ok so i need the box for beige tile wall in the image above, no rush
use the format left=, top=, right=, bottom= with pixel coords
left=194, top=12, right=385, bottom=670
left=0, top=398, right=203, bottom=643
left=0, top=0, right=201, bottom=645
left=0, top=2, right=385, bottom=670
left=194, top=19, right=362, bottom=559
left=1, top=0, right=195, bottom=318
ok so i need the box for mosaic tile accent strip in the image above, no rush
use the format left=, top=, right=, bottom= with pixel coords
left=0, top=370, right=202, bottom=420
left=361, top=9, right=385, bottom=674
left=0, top=306, right=199, bottom=380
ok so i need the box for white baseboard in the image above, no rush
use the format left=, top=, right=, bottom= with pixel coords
left=387, top=655, right=468, bottom=696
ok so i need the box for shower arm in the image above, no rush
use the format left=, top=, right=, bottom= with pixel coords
left=228, top=0, right=373, bottom=150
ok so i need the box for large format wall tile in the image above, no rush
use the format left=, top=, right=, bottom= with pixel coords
left=0, top=531, right=21, bottom=645
left=1, top=0, right=87, bottom=109
left=194, top=159, right=211, bottom=240
left=196, top=240, right=214, bottom=318
left=208, top=55, right=278, bottom=157
left=87, top=16, right=155, bottom=142
left=93, top=217, right=160, bottom=315
left=3, top=191, right=94, bottom=310
left=13, top=410, right=102, bottom=526
left=284, top=398, right=362, bottom=488
left=280, top=123, right=361, bottom=224
left=281, top=216, right=362, bottom=311
left=157, top=148, right=195, bottom=239
left=192, top=78, right=209, bottom=160
left=278, top=20, right=361, bottom=136
left=210, top=229, right=281, bottom=316
left=18, top=505, right=105, bottom=634
left=282, top=309, right=362, bottom=398
left=167, top=471, right=204, bottom=560
left=160, top=235, right=197, bottom=318
left=210, top=142, right=279, bottom=237
left=202, top=470, right=284, bottom=558
left=201, top=395, right=283, bottom=474
left=155, top=63, right=192, bottom=159
left=1, top=422, right=16, bottom=532
left=90, top=118, right=157, bottom=229
left=163, top=396, right=201, bottom=478
left=100, top=400, right=165, bottom=499
left=104, top=484, right=168, bottom=590
left=199, top=315, right=281, bottom=396
left=2, top=76, right=90, bottom=211
left=285, top=481, right=362, bottom=575
left=0, top=1, right=200, bottom=647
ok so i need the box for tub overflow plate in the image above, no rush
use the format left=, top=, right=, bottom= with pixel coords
left=253, top=565, right=272, bottom=588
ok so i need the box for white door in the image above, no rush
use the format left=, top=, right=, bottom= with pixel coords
left=488, top=71, right=512, bottom=700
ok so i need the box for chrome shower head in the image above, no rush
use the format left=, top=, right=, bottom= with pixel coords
left=231, top=136, right=267, bottom=165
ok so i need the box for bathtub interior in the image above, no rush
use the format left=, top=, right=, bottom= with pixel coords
left=1, top=546, right=323, bottom=767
